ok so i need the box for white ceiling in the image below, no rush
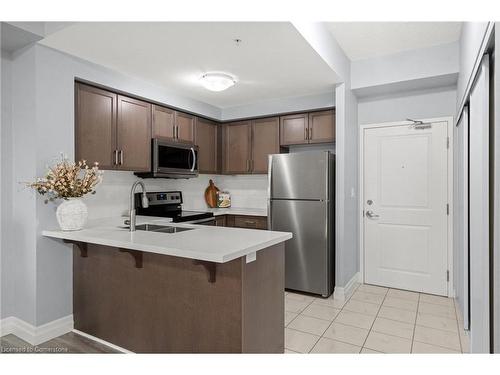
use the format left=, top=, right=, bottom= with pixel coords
left=40, top=22, right=337, bottom=108
left=325, top=22, right=462, bottom=61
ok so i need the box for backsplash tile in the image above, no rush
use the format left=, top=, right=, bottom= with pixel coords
left=84, top=171, right=268, bottom=220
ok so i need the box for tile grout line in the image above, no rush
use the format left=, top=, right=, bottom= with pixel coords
left=309, top=284, right=360, bottom=353
left=409, top=292, right=421, bottom=353
left=359, top=288, right=389, bottom=352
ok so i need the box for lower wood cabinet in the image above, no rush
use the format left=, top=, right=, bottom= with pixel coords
left=214, top=215, right=226, bottom=227
left=195, top=118, right=219, bottom=174
left=222, top=215, right=267, bottom=230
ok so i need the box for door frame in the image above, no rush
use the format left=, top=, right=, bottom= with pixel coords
left=358, top=116, right=454, bottom=297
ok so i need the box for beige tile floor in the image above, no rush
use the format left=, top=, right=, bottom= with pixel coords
left=284, top=283, right=470, bottom=353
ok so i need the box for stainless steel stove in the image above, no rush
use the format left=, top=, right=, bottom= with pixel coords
left=135, top=191, right=215, bottom=224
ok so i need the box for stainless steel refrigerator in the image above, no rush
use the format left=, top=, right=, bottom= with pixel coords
left=268, top=151, right=335, bottom=297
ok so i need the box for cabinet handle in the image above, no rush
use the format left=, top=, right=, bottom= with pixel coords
left=244, top=220, right=257, bottom=226
left=246, top=160, right=250, bottom=172
left=309, top=127, right=312, bottom=140
left=119, top=150, right=124, bottom=165
left=176, top=125, right=179, bottom=139
left=305, top=126, right=308, bottom=140
left=114, top=150, right=118, bottom=165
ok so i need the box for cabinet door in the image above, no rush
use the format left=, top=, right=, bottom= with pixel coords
left=251, top=117, right=280, bottom=174
left=308, top=110, right=335, bottom=144
left=195, top=118, right=218, bottom=174
left=223, top=121, right=251, bottom=174
left=75, top=84, right=117, bottom=169
left=152, top=105, right=175, bottom=139
left=280, top=113, right=308, bottom=146
left=116, top=95, right=152, bottom=171
left=214, top=216, right=226, bottom=227
left=175, top=112, right=195, bottom=143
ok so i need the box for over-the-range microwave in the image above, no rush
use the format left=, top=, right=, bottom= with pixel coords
left=135, top=138, right=199, bottom=179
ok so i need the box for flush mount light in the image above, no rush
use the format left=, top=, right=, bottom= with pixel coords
left=200, top=73, right=236, bottom=92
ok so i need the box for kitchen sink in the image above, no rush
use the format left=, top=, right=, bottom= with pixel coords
left=134, top=224, right=194, bottom=233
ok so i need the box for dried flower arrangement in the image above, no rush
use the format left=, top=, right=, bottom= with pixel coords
left=27, top=156, right=103, bottom=203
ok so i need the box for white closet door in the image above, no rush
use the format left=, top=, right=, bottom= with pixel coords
left=469, top=54, right=490, bottom=353
left=454, top=108, right=470, bottom=331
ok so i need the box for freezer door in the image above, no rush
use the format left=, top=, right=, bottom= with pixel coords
left=269, top=152, right=329, bottom=200
left=270, top=199, right=332, bottom=296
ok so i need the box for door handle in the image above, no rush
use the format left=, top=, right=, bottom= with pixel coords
left=366, top=210, right=380, bottom=219
left=190, top=147, right=196, bottom=172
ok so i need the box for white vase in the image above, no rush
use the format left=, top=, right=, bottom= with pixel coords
left=56, top=198, right=88, bottom=231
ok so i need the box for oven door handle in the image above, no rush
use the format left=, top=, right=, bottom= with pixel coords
left=190, top=148, right=197, bottom=172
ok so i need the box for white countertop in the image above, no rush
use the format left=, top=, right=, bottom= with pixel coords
left=42, top=216, right=291, bottom=263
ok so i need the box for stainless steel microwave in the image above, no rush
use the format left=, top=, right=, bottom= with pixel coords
left=135, top=138, right=199, bottom=179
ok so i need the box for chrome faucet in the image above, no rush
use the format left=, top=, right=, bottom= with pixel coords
left=126, top=181, right=149, bottom=231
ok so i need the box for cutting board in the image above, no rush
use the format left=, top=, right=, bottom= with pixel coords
left=204, top=179, right=219, bottom=208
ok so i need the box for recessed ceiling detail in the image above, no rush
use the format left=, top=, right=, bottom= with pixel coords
left=39, top=22, right=337, bottom=108
left=325, top=22, right=462, bottom=61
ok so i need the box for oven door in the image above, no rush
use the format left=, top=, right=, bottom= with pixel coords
left=153, top=139, right=199, bottom=177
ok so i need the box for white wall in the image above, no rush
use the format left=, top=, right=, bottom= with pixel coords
left=1, top=51, right=14, bottom=320
left=358, top=86, right=457, bottom=125
left=457, top=22, right=491, bottom=111
left=352, top=42, right=459, bottom=93
left=221, top=91, right=335, bottom=121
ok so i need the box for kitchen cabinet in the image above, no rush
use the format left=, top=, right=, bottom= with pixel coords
left=76, top=83, right=117, bottom=169
left=280, top=113, right=308, bottom=146
left=152, top=105, right=194, bottom=143
left=222, top=121, right=252, bottom=174
left=280, top=110, right=335, bottom=146
left=152, top=104, right=175, bottom=139
left=195, top=117, right=219, bottom=174
left=308, top=110, right=335, bottom=144
left=251, top=117, right=280, bottom=173
left=222, top=117, right=279, bottom=175
left=175, top=112, right=195, bottom=143
left=214, top=215, right=226, bottom=227
left=116, top=95, right=152, bottom=171
left=76, top=83, right=151, bottom=171
left=223, top=215, right=267, bottom=230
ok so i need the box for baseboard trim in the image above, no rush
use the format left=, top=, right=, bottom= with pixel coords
left=333, top=272, right=360, bottom=302
left=73, top=329, right=133, bottom=353
left=0, top=315, right=74, bottom=346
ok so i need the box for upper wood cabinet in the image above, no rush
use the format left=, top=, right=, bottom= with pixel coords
left=222, top=117, right=279, bottom=175
left=308, top=110, right=335, bottom=144
left=195, top=117, right=219, bottom=174
left=251, top=117, right=280, bottom=173
left=222, top=121, right=252, bottom=174
left=280, top=110, right=335, bottom=146
left=116, top=95, right=151, bottom=172
left=175, top=112, right=195, bottom=143
left=76, top=83, right=117, bottom=169
left=152, top=104, right=175, bottom=139
left=75, top=83, right=151, bottom=171
left=280, top=113, right=308, bottom=146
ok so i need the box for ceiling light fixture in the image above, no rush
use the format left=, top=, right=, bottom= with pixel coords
left=200, top=73, right=236, bottom=92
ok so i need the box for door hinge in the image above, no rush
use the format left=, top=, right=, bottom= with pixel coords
left=446, top=137, right=450, bottom=149
left=446, top=203, right=449, bottom=215
left=446, top=270, right=450, bottom=282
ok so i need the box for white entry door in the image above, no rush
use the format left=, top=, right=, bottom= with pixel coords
left=363, top=121, right=449, bottom=296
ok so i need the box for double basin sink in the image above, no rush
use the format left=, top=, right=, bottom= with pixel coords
left=134, top=224, right=195, bottom=234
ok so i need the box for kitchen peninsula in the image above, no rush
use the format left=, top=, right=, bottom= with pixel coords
left=43, top=216, right=292, bottom=353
